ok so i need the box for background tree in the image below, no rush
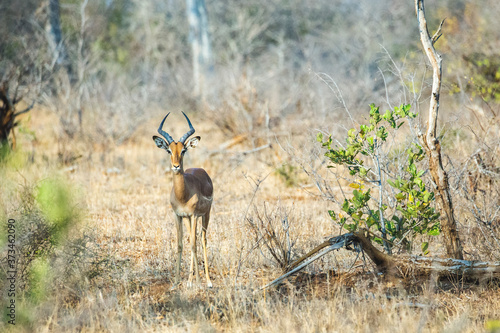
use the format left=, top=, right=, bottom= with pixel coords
left=186, top=0, right=213, bottom=101
left=0, top=1, right=49, bottom=149
left=47, top=0, right=72, bottom=78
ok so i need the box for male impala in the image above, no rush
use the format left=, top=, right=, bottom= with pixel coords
left=153, top=112, right=213, bottom=287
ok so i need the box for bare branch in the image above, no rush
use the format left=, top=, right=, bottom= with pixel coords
left=431, top=18, right=446, bottom=45
left=14, top=101, right=35, bottom=117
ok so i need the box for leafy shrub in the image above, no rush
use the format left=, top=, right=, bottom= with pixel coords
left=0, top=165, right=122, bottom=329
left=318, top=104, right=440, bottom=254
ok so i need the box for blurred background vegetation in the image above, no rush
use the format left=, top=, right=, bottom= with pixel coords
left=1, top=0, right=499, bottom=148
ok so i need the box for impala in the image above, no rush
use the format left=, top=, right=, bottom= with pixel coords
left=153, top=112, right=213, bottom=287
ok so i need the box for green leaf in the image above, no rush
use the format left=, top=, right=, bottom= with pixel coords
left=386, top=221, right=394, bottom=232
left=383, top=109, right=392, bottom=120
left=427, top=227, right=440, bottom=236
left=408, top=163, right=417, bottom=175
left=372, top=236, right=384, bottom=245
left=342, top=199, right=349, bottom=212
left=421, top=241, right=429, bottom=254
left=353, top=189, right=361, bottom=201
left=360, top=124, right=369, bottom=136
left=395, top=192, right=406, bottom=201
left=423, top=191, right=431, bottom=203
left=345, top=223, right=358, bottom=232
left=376, top=127, right=388, bottom=140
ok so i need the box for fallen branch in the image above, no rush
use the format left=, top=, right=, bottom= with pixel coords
left=260, top=232, right=500, bottom=290
left=260, top=233, right=355, bottom=290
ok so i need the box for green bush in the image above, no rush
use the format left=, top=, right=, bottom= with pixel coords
left=0, top=153, right=121, bottom=330
left=318, top=104, right=440, bottom=254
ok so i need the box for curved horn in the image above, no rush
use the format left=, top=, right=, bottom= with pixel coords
left=179, top=111, right=195, bottom=143
left=157, top=113, right=174, bottom=144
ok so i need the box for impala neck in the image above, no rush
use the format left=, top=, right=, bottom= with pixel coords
left=172, top=169, right=187, bottom=201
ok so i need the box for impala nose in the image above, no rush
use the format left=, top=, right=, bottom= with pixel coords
left=172, top=164, right=180, bottom=171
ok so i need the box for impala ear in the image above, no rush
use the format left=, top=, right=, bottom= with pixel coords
left=153, top=136, right=170, bottom=152
left=185, top=136, right=201, bottom=149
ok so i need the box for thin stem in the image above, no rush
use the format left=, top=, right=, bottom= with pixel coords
left=375, top=139, right=391, bottom=254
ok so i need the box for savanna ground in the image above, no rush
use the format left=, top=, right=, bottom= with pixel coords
left=2, top=0, right=500, bottom=332
left=1, top=104, right=499, bottom=332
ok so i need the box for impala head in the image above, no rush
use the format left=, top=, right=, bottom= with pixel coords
left=153, top=112, right=201, bottom=174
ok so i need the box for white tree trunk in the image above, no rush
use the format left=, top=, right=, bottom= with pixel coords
left=415, top=0, right=463, bottom=260
left=186, top=0, right=213, bottom=100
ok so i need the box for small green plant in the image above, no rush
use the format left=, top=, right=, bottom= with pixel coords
left=318, top=104, right=440, bottom=254
left=275, top=163, right=299, bottom=187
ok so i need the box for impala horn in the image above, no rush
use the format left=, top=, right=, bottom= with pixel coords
left=179, top=111, right=195, bottom=144
left=157, top=112, right=174, bottom=144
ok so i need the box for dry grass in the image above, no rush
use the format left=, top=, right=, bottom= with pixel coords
left=2, top=108, right=500, bottom=333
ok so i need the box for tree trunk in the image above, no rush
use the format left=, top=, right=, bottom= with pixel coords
left=186, top=0, right=213, bottom=100
left=48, top=0, right=72, bottom=77
left=415, top=0, right=463, bottom=260
left=0, top=79, right=34, bottom=149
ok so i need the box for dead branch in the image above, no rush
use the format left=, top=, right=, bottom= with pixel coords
left=431, top=18, right=446, bottom=45
left=260, top=233, right=356, bottom=290
left=415, top=0, right=464, bottom=259
left=260, top=232, right=500, bottom=290
left=14, top=101, right=35, bottom=117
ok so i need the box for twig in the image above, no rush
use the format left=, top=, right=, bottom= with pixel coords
left=234, top=173, right=269, bottom=286
left=241, top=144, right=272, bottom=155
left=431, top=18, right=446, bottom=45
left=14, top=101, right=35, bottom=117
left=314, top=72, right=356, bottom=128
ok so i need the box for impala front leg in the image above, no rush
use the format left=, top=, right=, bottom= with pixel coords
left=174, top=215, right=183, bottom=286
left=187, top=215, right=201, bottom=286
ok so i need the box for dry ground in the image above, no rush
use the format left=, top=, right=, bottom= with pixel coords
left=3, top=109, right=500, bottom=332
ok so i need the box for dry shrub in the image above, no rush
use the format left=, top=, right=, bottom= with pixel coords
left=246, top=203, right=299, bottom=271
left=210, top=71, right=273, bottom=150
left=457, top=148, right=500, bottom=260
left=444, top=103, right=500, bottom=260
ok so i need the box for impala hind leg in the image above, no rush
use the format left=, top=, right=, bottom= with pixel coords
left=202, top=211, right=212, bottom=288
left=187, top=215, right=201, bottom=286
left=174, top=215, right=183, bottom=286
